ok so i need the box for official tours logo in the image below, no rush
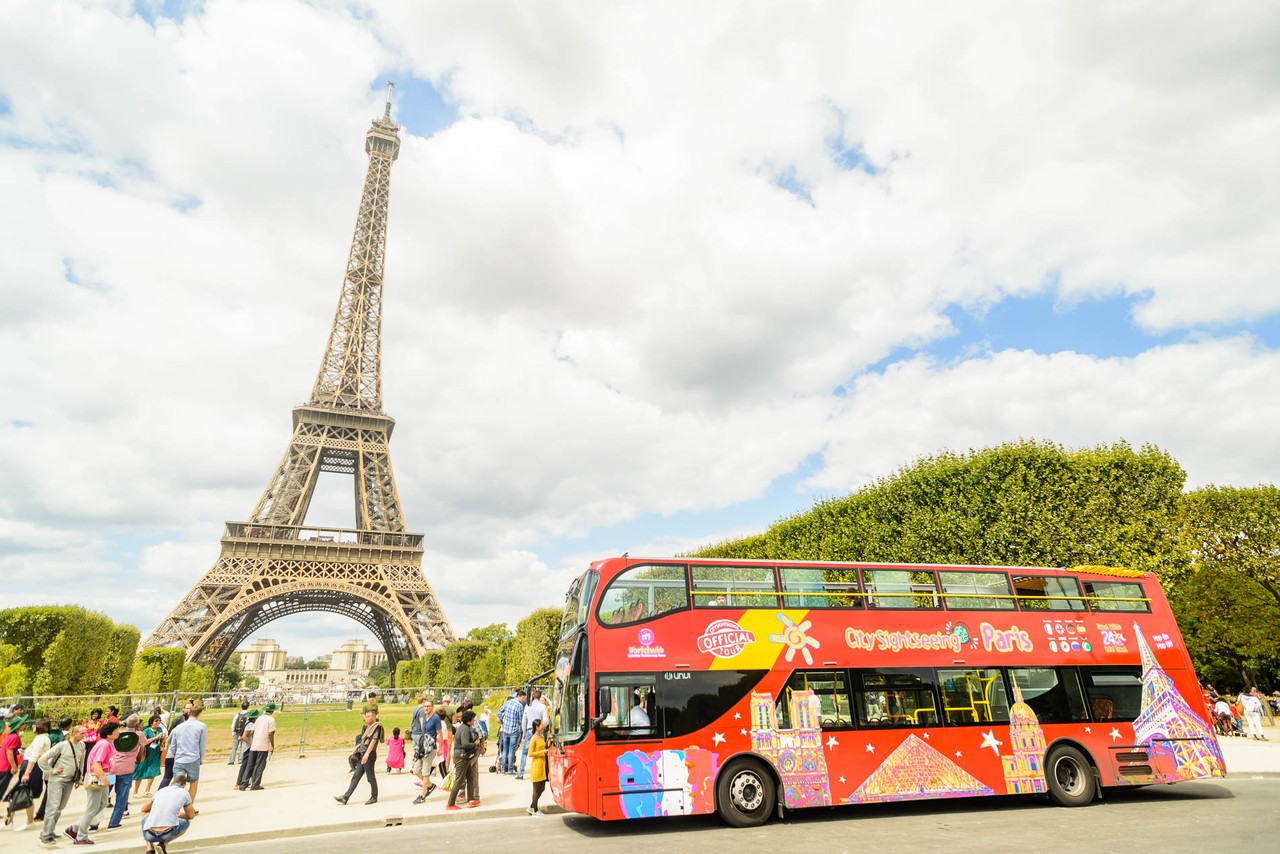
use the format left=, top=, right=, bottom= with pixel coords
left=697, top=619, right=756, bottom=658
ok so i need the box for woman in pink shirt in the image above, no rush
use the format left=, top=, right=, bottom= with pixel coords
left=68, top=721, right=119, bottom=843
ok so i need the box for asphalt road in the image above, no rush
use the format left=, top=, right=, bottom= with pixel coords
left=216, top=777, right=1278, bottom=854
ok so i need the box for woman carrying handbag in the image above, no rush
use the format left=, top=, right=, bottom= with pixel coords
left=444, top=710, right=481, bottom=810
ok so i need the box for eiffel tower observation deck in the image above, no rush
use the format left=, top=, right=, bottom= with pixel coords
left=142, top=86, right=456, bottom=678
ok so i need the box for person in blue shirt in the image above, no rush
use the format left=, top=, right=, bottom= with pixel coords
left=409, top=695, right=443, bottom=804
left=497, top=690, right=525, bottom=775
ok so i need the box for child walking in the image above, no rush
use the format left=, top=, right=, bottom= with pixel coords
left=386, top=727, right=405, bottom=774
left=527, top=718, right=547, bottom=816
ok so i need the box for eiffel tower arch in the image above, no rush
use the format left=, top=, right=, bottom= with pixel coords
left=142, top=87, right=456, bottom=681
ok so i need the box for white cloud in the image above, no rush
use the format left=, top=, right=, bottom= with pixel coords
left=1, top=1, right=1277, bottom=658
left=812, top=337, right=1280, bottom=494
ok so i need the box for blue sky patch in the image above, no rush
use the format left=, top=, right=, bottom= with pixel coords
left=535, top=454, right=828, bottom=567
left=772, top=165, right=815, bottom=206
left=385, top=75, right=457, bottom=139
left=133, top=0, right=203, bottom=26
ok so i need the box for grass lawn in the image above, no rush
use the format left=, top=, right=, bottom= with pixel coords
left=200, top=702, right=422, bottom=756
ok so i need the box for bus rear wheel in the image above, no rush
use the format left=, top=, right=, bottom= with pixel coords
left=716, top=759, right=776, bottom=827
left=1046, top=745, right=1097, bottom=807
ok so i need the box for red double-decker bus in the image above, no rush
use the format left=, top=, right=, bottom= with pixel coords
left=546, top=557, right=1225, bottom=827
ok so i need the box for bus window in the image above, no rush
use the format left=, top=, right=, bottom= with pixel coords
left=862, top=569, right=940, bottom=609
left=939, top=571, right=1016, bottom=610
left=597, top=674, right=658, bottom=740
left=1080, top=666, right=1143, bottom=722
left=690, top=565, right=779, bottom=609
left=1083, top=580, right=1151, bottom=613
left=1013, top=575, right=1086, bottom=611
left=853, top=668, right=939, bottom=727
left=1007, top=667, right=1088, bottom=723
left=597, top=564, right=689, bottom=626
left=559, top=570, right=599, bottom=639
left=779, top=670, right=853, bottom=729
left=659, top=670, right=766, bottom=739
left=553, top=636, right=588, bottom=744
left=937, top=668, right=1011, bottom=725
left=779, top=566, right=863, bottom=609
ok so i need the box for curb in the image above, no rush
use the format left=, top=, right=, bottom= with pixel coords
left=169, top=804, right=562, bottom=851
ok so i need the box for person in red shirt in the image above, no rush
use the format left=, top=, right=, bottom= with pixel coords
left=0, top=715, right=28, bottom=806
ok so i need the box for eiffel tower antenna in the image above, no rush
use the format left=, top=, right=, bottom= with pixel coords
left=142, top=93, right=456, bottom=680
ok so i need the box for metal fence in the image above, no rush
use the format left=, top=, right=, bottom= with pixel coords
left=3, top=683, right=552, bottom=759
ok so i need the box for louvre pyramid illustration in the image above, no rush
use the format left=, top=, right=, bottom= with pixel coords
left=849, top=735, right=995, bottom=804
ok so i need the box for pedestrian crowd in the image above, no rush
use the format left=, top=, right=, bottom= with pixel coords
left=331, top=687, right=549, bottom=816
left=1200, top=684, right=1276, bottom=740
left=0, top=698, right=207, bottom=852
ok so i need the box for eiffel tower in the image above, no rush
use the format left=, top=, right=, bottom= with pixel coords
left=142, top=86, right=456, bottom=679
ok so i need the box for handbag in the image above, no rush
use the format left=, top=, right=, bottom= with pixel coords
left=441, top=768, right=454, bottom=790
left=82, top=777, right=106, bottom=792
left=5, top=782, right=33, bottom=812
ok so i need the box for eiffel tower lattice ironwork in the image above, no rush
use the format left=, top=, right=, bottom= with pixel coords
left=142, top=86, right=456, bottom=677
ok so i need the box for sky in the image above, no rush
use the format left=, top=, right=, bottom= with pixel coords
left=1, top=0, right=1278, bottom=660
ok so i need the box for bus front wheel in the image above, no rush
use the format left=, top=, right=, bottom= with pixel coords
left=1046, top=745, right=1097, bottom=807
left=716, top=759, right=776, bottom=827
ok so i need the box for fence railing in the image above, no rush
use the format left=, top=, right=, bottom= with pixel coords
left=3, top=683, right=553, bottom=758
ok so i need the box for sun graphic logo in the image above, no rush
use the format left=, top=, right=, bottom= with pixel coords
left=769, top=613, right=821, bottom=665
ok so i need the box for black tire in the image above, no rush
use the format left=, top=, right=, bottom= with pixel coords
left=716, top=759, right=776, bottom=827
left=1045, top=745, right=1097, bottom=807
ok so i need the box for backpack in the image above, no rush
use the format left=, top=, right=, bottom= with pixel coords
left=233, top=712, right=247, bottom=736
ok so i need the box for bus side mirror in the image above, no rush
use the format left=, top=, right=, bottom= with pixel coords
left=591, top=687, right=613, bottom=729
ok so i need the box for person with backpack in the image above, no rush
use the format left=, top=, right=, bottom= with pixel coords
left=36, top=725, right=86, bottom=845
left=228, top=703, right=249, bottom=765
left=333, top=709, right=383, bottom=805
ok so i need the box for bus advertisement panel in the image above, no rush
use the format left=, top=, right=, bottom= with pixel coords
left=547, top=557, right=1225, bottom=827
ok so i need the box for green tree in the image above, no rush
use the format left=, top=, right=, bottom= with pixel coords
left=0, top=644, right=29, bottom=696
left=242, top=674, right=260, bottom=690
left=0, top=605, right=119, bottom=695
left=128, top=649, right=187, bottom=694
left=395, top=658, right=424, bottom=689
left=179, top=663, right=212, bottom=694
left=219, top=658, right=243, bottom=691
left=1179, top=485, right=1280, bottom=606
left=437, top=641, right=489, bottom=687
left=465, top=623, right=513, bottom=687
left=97, top=624, right=142, bottom=693
left=421, top=650, right=444, bottom=686
left=505, top=607, right=562, bottom=685
left=366, top=660, right=391, bottom=689
left=693, top=440, right=1185, bottom=574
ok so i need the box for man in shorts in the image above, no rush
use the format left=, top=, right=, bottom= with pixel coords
left=166, top=705, right=206, bottom=808
left=410, top=695, right=442, bottom=804
left=140, top=774, right=196, bottom=853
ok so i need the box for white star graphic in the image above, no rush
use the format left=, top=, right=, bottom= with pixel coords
left=712, top=732, right=726, bottom=746
left=826, top=735, right=839, bottom=749
left=865, top=743, right=875, bottom=754
left=922, top=732, right=930, bottom=740
left=1110, top=727, right=1122, bottom=742
left=1084, top=726, right=1092, bottom=733
left=838, top=776, right=846, bottom=784
left=955, top=750, right=963, bottom=758
left=980, top=730, right=1003, bottom=755
left=733, top=712, right=741, bottom=721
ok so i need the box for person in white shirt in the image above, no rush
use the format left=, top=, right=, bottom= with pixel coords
left=516, top=689, right=548, bottom=780
left=629, top=691, right=651, bottom=729
left=1240, top=689, right=1267, bottom=740
left=243, top=703, right=277, bottom=790
left=140, top=775, right=195, bottom=853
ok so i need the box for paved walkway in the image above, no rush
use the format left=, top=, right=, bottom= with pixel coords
left=1, top=751, right=543, bottom=852
left=3, top=736, right=1276, bottom=851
